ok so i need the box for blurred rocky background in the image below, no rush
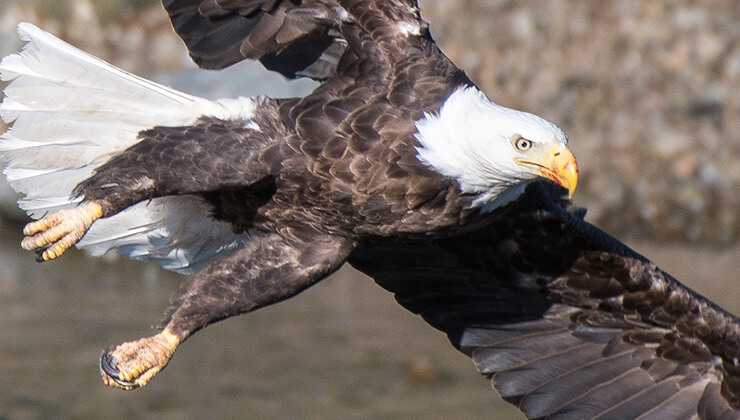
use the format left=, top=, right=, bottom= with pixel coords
left=1, top=2, right=739, bottom=420
left=427, top=1, right=740, bottom=246
left=1, top=0, right=739, bottom=244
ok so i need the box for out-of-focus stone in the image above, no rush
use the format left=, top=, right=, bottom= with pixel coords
left=672, top=154, right=699, bottom=178
left=407, top=355, right=440, bottom=383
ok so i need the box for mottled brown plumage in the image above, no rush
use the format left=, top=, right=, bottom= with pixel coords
left=4, top=1, right=739, bottom=418
left=81, top=0, right=476, bottom=239
left=353, top=182, right=740, bottom=419
left=52, top=1, right=740, bottom=416
left=57, top=0, right=496, bottom=394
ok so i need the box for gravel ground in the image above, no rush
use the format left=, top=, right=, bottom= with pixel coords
left=1, top=0, right=739, bottom=245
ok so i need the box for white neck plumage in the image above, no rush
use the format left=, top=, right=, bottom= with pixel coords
left=414, top=86, right=568, bottom=212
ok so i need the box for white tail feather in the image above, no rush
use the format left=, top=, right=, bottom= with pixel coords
left=0, top=23, right=255, bottom=273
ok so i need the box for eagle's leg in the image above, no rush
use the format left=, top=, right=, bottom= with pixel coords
left=100, top=230, right=356, bottom=391
left=19, top=118, right=274, bottom=261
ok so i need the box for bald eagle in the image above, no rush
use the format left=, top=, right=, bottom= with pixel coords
left=0, top=1, right=738, bottom=418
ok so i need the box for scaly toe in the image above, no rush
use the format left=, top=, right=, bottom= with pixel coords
left=23, top=214, right=61, bottom=236
left=100, top=330, right=180, bottom=391
left=39, top=233, right=80, bottom=261
left=22, top=224, right=71, bottom=252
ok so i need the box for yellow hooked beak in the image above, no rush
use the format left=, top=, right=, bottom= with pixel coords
left=516, top=144, right=579, bottom=198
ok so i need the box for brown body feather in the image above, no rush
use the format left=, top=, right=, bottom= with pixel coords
left=65, top=1, right=740, bottom=417
left=80, top=0, right=475, bottom=239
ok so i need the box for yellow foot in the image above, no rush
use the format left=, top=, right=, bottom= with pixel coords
left=21, top=201, right=103, bottom=262
left=100, top=330, right=181, bottom=391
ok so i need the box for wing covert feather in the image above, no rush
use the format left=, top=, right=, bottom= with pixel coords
left=161, top=0, right=426, bottom=80
left=162, top=0, right=344, bottom=78
left=350, top=182, right=740, bottom=420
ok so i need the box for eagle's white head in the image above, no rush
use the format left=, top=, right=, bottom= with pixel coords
left=415, top=86, right=578, bottom=211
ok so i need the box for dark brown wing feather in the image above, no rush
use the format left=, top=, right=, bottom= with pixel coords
left=162, top=0, right=344, bottom=77
left=161, top=0, right=424, bottom=79
left=350, top=182, right=740, bottom=420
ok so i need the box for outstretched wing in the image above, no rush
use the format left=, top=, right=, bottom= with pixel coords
left=162, top=0, right=425, bottom=79
left=350, top=182, right=740, bottom=420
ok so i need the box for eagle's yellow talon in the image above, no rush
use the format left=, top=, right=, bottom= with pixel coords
left=20, top=201, right=104, bottom=260
left=23, top=213, right=62, bottom=236
left=22, top=224, right=67, bottom=251
left=100, top=330, right=180, bottom=391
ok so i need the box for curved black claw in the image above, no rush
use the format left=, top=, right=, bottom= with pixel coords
left=34, top=248, right=49, bottom=263
left=100, top=350, right=139, bottom=389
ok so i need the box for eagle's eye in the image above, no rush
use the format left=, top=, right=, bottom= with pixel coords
left=513, top=137, right=533, bottom=152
